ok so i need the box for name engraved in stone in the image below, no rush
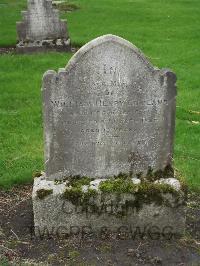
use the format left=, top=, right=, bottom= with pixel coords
left=50, top=98, right=168, bottom=108
left=80, top=127, right=136, bottom=134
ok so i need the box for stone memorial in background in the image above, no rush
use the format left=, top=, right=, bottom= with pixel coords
left=33, top=35, right=186, bottom=237
left=16, top=0, right=70, bottom=53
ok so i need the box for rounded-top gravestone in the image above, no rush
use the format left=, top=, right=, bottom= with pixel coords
left=42, top=34, right=177, bottom=180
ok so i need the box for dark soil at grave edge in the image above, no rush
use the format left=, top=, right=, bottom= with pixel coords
left=0, top=46, right=16, bottom=55
left=0, top=46, right=79, bottom=55
left=0, top=185, right=200, bottom=266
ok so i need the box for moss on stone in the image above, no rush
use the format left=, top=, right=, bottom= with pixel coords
left=62, top=175, right=96, bottom=204
left=55, top=164, right=175, bottom=184
left=139, top=182, right=177, bottom=194
left=33, top=171, right=42, bottom=178
left=113, top=172, right=131, bottom=179
left=36, top=189, right=53, bottom=199
left=99, top=178, right=184, bottom=211
left=99, top=178, right=137, bottom=193
left=144, top=164, right=174, bottom=182
left=62, top=176, right=183, bottom=211
left=60, top=165, right=186, bottom=212
left=62, top=185, right=97, bottom=205
left=99, top=177, right=177, bottom=194
left=68, top=175, right=92, bottom=187
left=133, top=182, right=179, bottom=210
left=63, top=186, right=83, bottom=205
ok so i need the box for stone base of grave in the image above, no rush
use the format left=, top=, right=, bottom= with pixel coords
left=16, top=38, right=71, bottom=54
left=32, top=175, right=187, bottom=238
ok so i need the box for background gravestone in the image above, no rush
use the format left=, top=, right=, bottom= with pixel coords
left=16, top=0, right=70, bottom=53
left=42, top=34, right=177, bottom=181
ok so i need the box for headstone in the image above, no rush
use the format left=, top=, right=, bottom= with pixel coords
left=42, top=34, right=176, bottom=180
left=16, top=0, right=70, bottom=53
left=33, top=35, right=186, bottom=237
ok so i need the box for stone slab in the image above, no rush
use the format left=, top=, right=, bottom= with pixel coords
left=33, top=175, right=186, bottom=237
left=42, top=34, right=177, bottom=181
left=16, top=41, right=71, bottom=54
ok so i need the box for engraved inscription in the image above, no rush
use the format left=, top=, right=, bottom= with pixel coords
left=51, top=98, right=168, bottom=108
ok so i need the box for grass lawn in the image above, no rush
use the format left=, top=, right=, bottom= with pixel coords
left=0, top=0, right=199, bottom=189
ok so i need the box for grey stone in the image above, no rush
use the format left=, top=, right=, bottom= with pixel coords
left=155, top=178, right=181, bottom=191
left=89, top=179, right=107, bottom=190
left=131, top=178, right=141, bottom=185
left=33, top=176, right=186, bottom=237
left=56, top=39, right=63, bottom=46
left=16, top=0, right=70, bottom=53
left=82, top=185, right=89, bottom=193
left=42, top=34, right=177, bottom=181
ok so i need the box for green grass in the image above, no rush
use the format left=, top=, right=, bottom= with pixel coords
left=0, top=53, right=72, bottom=188
left=0, top=0, right=199, bottom=189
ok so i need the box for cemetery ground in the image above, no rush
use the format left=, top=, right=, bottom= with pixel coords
left=0, top=0, right=200, bottom=265
left=0, top=185, right=200, bottom=265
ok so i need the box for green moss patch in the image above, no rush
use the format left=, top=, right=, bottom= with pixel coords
left=99, top=178, right=177, bottom=194
left=67, top=175, right=93, bottom=187
left=99, top=178, right=137, bottom=193
left=63, top=187, right=97, bottom=206
left=61, top=173, right=186, bottom=214
left=99, top=178, right=181, bottom=205
left=36, top=189, right=53, bottom=199
left=133, top=182, right=180, bottom=210
left=62, top=175, right=97, bottom=205
left=60, top=165, right=187, bottom=213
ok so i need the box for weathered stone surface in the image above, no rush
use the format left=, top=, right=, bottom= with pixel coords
left=42, top=34, right=177, bottom=180
left=16, top=0, right=70, bottom=52
left=33, top=176, right=186, bottom=237
left=155, top=178, right=181, bottom=191
left=33, top=35, right=186, bottom=238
